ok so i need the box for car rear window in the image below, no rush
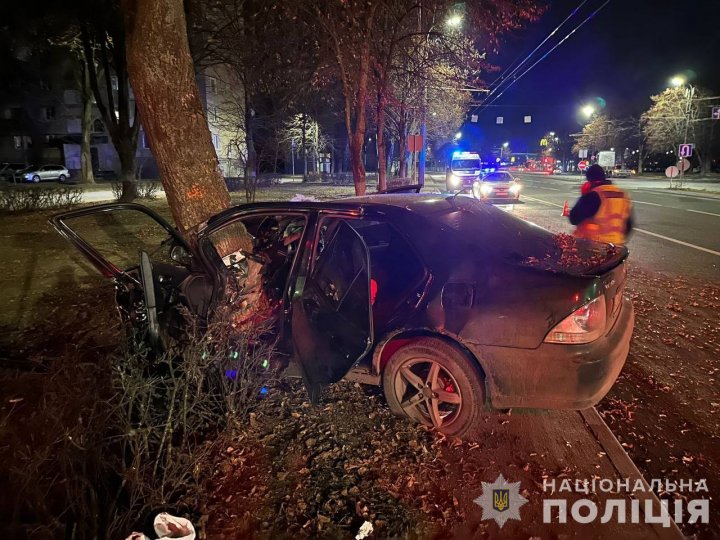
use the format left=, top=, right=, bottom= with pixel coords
left=429, top=197, right=623, bottom=275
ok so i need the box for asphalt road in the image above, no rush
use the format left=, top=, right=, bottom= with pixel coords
left=495, top=173, right=720, bottom=282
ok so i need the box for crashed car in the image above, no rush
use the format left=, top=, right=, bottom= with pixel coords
left=52, top=194, right=634, bottom=437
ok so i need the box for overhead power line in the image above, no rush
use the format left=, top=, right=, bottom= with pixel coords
left=471, top=0, right=612, bottom=117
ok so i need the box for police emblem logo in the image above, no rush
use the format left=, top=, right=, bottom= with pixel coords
left=493, top=489, right=509, bottom=512
left=474, top=474, right=528, bottom=528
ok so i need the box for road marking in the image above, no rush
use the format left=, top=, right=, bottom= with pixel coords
left=523, top=195, right=720, bottom=257
left=633, top=200, right=662, bottom=207
left=687, top=208, right=720, bottom=218
left=634, top=228, right=720, bottom=257
left=523, top=195, right=563, bottom=208
left=634, top=188, right=720, bottom=202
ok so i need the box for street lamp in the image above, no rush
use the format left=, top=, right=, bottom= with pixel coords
left=581, top=105, right=595, bottom=118
left=446, top=14, right=463, bottom=28
left=670, top=74, right=695, bottom=186
left=670, top=75, right=685, bottom=87
left=454, top=131, right=462, bottom=140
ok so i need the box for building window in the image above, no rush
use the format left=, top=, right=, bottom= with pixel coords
left=212, top=133, right=220, bottom=150
left=208, top=106, right=218, bottom=122
left=93, top=119, right=105, bottom=133
left=111, top=76, right=119, bottom=91
left=142, top=132, right=151, bottom=149
left=524, top=115, right=532, bottom=124
left=44, top=106, right=56, bottom=120
left=206, top=76, right=217, bottom=94
left=39, top=79, right=50, bottom=91
left=470, top=114, right=478, bottom=123
left=496, top=116, right=504, bottom=124
left=13, top=136, right=22, bottom=149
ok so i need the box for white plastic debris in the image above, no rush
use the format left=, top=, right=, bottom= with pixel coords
left=125, top=512, right=196, bottom=540
left=154, top=513, right=196, bottom=540
left=290, top=194, right=319, bottom=202
left=355, top=520, right=374, bottom=540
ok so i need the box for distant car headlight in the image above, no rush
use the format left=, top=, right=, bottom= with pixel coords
left=509, top=183, right=521, bottom=194
left=450, top=174, right=461, bottom=187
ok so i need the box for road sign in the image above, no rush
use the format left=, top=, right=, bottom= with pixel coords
left=578, top=160, right=588, bottom=171
left=679, top=143, right=694, bottom=158
left=578, top=148, right=588, bottom=159
left=407, top=134, right=423, bottom=152
left=713, top=107, right=720, bottom=120
left=665, top=165, right=679, bottom=179
left=678, top=158, right=691, bottom=172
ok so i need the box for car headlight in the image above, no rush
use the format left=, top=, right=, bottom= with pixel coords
left=544, top=295, right=606, bottom=344
left=450, top=174, right=461, bottom=187
left=509, top=183, right=521, bottom=194
left=480, top=183, right=493, bottom=196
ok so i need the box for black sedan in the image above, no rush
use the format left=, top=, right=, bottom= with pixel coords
left=52, top=194, right=634, bottom=438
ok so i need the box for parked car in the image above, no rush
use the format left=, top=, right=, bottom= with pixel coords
left=473, top=171, right=522, bottom=201
left=51, top=194, right=633, bottom=437
left=611, top=166, right=634, bottom=178
left=0, top=162, right=30, bottom=182
left=22, top=164, right=70, bottom=183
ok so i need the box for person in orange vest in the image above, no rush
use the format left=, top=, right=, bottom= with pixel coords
left=569, top=164, right=633, bottom=244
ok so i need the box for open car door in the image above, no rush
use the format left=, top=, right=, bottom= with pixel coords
left=291, top=220, right=373, bottom=403
left=51, top=203, right=195, bottom=349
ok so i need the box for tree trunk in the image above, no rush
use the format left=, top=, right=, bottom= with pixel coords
left=637, top=143, right=645, bottom=176
left=398, top=105, right=407, bottom=179
left=244, top=93, right=257, bottom=203
left=116, top=135, right=138, bottom=201
left=80, top=59, right=95, bottom=185
left=122, top=0, right=231, bottom=240
left=301, top=113, right=308, bottom=180
left=376, top=87, right=387, bottom=192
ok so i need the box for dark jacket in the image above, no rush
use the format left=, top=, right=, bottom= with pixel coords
left=569, top=180, right=634, bottom=235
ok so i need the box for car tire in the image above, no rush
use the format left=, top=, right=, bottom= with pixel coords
left=58, top=174, right=66, bottom=183
left=382, top=337, right=485, bottom=438
left=32, top=175, right=40, bottom=183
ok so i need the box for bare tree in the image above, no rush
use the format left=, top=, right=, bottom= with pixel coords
left=80, top=1, right=140, bottom=200
left=642, top=87, right=718, bottom=174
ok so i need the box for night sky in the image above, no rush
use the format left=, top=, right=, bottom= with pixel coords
left=465, top=0, right=720, bottom=153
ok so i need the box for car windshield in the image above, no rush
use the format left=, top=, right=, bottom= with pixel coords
left=482, top=172, right=512, bottom=182
left=452, top=159, right=480, bottom=170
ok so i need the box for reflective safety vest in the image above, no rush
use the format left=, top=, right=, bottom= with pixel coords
left=574, top=185, right=632, bottom=244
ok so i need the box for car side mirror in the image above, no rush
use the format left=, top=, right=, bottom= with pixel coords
left=170, top=244, right=192, bottom=265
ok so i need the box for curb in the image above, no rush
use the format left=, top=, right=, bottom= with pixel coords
left=580, top=408, right=685, bottom=539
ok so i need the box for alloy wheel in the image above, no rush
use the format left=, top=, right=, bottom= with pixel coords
left=392, top=357, right=462, bottom=429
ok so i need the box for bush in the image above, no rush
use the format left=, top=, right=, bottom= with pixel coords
left=111, top=180, right=163, bottom=201
left=3, top=308, right=275, bottom=537
left=0, top=186, right=83, bottom=212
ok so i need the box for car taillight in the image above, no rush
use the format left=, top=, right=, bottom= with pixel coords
left=544, top=295, right=606, bottom=344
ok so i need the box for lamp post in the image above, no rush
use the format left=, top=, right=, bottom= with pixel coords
left=418, top=11, right=463, bottom=188
left=671, top=75, right=694, bottom=187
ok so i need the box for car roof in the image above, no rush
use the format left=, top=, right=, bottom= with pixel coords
left=205, top=193, right=466, bottom=228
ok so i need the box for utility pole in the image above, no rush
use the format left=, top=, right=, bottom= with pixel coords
left=678, top=84, right=695, bottom=188
left=417, top=0, right=426, bottom=189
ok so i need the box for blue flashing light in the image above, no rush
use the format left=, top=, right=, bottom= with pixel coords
left=225, top=369, right=238, bottom=379
left=260, top=386, right=268, bottom=396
